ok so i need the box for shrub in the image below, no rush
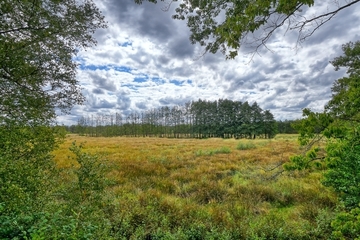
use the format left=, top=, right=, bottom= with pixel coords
left=195, top=146, right=231, bottom=156
left=237, top=142, right=257, bottom=150
left=331, top=206, right=360, bottom=239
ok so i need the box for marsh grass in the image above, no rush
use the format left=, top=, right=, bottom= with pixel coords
left=236, top=141, right=257, bottom=150
left=195, top=146, right=231, bottom=156
left=52, top=134, right=337, bottom=239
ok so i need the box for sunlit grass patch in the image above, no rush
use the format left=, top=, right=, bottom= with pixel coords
left=51, top=134, right=336, bottom=239
left=236, top=141, right=257, bottom=150
left=195, top=146, right=231, bottom=156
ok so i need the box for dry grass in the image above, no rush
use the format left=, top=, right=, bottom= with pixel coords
left=52, top=134, right=337, bottom=238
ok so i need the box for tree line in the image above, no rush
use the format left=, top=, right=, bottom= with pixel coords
left=68, top=99, right=278, bottom=139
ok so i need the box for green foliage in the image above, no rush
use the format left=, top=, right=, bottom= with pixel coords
left=323, top=135, right=360, bottom=209
left=29, top=143, right=111, bottom=239
left=277, top=119, right=299, bottom=134
left=67, top=142, right=109, bottom=204
left=135, top=0, right=352, bottom=58
left=331, top=206, right=360, bottom=239
left=284, top=147, right=324, bottom=171
left=326, top=41, right=360, bottom=121
left=236, top=142, right=257, bottom=150
left=287, top=40, right=360, bottom=237
left=73, top=98, right=277, bottom=139
left=0, top=125, right=63, bottom=214
left=0, top=128, right=112, bottom=239
left=0, top=1, right=107, bottom=238
left=0, top=125, right=64, bottom=239
left=292, top=109, right=333, bottom=146
left=0, top=0, right=106, bottom=124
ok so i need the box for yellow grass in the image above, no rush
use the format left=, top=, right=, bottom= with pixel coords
left=52, top=134, right=337, bottom=238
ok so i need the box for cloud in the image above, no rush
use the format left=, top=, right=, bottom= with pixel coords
left=92, top=88, right=105, bottom=94
left=158, top=96, right=192, bottom=106
left=94, top=99, right=116, bottom=109
left=56, top=0, right=360, bottom=125
left=135, top=101, right=148, bottom=110
left=89, top=71, right=117, bottom=92
left=117, top=91, right=131, bottom=110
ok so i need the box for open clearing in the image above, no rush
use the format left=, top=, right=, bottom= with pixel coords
left=53, top=134, right=336, bottom=239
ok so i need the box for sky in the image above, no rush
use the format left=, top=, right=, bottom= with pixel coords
left=57, top=0, right=360, bottom=125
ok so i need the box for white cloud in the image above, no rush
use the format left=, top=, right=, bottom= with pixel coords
left=57, top=0, right=360, bottom=125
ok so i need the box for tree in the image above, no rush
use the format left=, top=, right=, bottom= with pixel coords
left=0, top=0, right=106, bottom=124
left=288, top=41, right=360, bottom=238
left=325, top=41, right=360, bottom=122
left=0, top=1, right=107, bottom=238
left=250, top=102, right=264, bottom=139
left=263, top=110, right=277, bottom=138
left=135, top=0, right=360, bottom=59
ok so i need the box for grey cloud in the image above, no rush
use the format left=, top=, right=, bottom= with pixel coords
left=262, top=101, right=278, bottom=110
left=136, top=5, right=172, bottom=40
left=90, top=72, right=117, bottom=92
left=135, top=102, right=147, bottom=110
left=226, top=80, right=256, bottom=93
left=309, top=59, right=330, bottom=73
left=289, top=81, right=307, bottom=92
left=104, top=0, right=174, bottom=43
left=159, top=96, right=191, bottom=106
left=117, top=94, right=131, bottom=110
left=280, top=74, right=292, bottom=78
left=168, top=37, right=195, bottom=58
left=83, top=90, right=116, bottom=109
left=288, top=98, right=313, bottom=109
left=201, top=52, right=224, bottom=69
left=157, top=55, right=170, bottom=65
left=170, top=65, right=195, bottom=78
left=94, top=99, right=116, bottom=109
left=304, top=6, right=360, bottom=46
left=224, top=71, right=236, bottom=82
left=130, top=48, right=152, bottom=65
left=263, top=60, right=296, bottom=75
left=92, top=88, right=105, bottom=94
left=258, top=83, right=270, bottom=91
left=275, top=87, right=288, bottom=95
left=225, top=71, right=265, bottom=93
left=59, top=0, right=360, bottom=126
left=95, top=51, right=123, bottom=64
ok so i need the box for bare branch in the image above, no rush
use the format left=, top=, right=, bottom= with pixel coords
left=161, top=0, right=176, bottom=11
left=294, top=0, right=360, bottom=41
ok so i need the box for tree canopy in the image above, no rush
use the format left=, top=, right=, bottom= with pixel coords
left=286, top=41, right=360, bottom=238
left=0, top=0, right=106, bottom=124
left=71, top=99, right=278, bottom=139
left=135, top=0, right=360, bottom=58
left=0, top=1, right=108, bottom=238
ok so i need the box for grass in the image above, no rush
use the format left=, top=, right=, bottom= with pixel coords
left=236, top=141, right=257, bottom=150
left=51, top=134, right=337, bottom=239
left=195, top=146, right=231, bottom=156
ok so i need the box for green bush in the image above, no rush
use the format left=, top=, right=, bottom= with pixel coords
left=0, top=133, right=113, bottom=239
left=0, top=125, right=62, bottom=239
left=195, top=146, right=231, bottom=156
left=331, top=206, right=360, bottom=239
left=237, top=142, right=257, bottom=150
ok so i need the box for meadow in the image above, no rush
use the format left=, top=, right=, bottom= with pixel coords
left=52, top=134, right=337, bottom=239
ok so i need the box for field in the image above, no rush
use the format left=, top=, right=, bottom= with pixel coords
left=52, top=134, right=337, bottom=239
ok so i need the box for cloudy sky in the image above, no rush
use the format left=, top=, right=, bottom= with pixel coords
left=57, top=0, right=360, bottom=125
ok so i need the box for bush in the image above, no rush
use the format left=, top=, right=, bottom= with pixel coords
left=0, top=125, right=62, bottom=239
left=331, top=206, right=360, bottom=239
left=195, top=146, right=231, bottom=156
left=237, top=142, right=257, bottom=150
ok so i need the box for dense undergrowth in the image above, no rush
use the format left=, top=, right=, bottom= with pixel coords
left=36, top=134, right=338, bottom=239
